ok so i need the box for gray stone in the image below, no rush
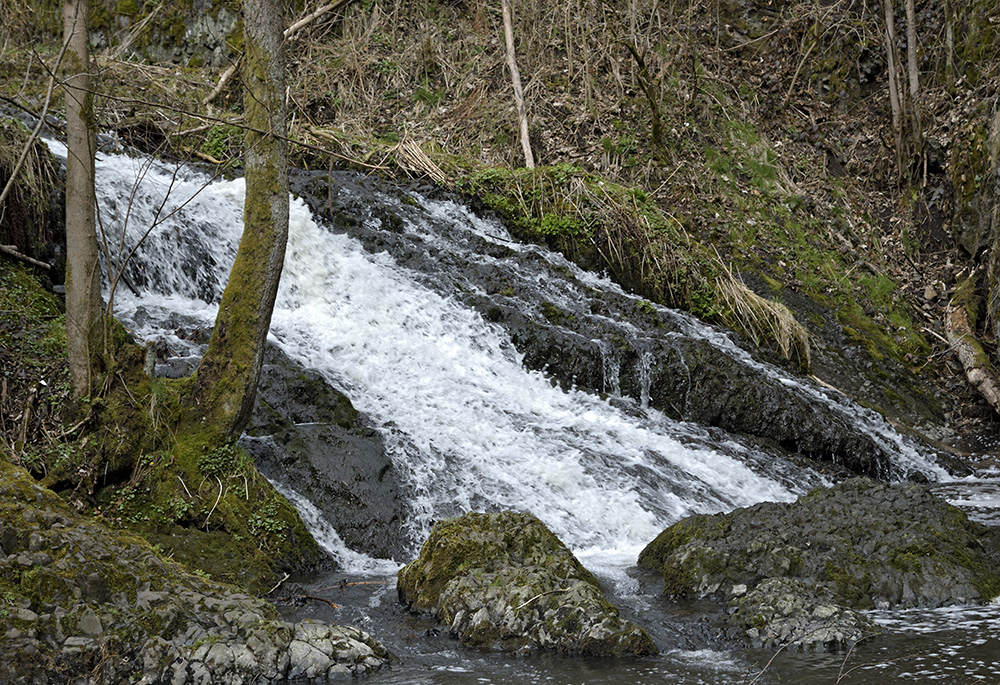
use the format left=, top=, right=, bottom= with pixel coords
left=287, top=639, right=333, bottom=680
left=640, top=478, right=1000, bottom=650
left=76, top=607, right=103, bottom=636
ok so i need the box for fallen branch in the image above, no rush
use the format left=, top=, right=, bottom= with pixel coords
left=0, top=244, right=51, bottom=270
left=266, top=572, right=291, bottom=595
left=315, top=580, right=391, bottom=591
left=273, top=594, right=339, bottom=609
left=946, top=274, right=1000, bottom=415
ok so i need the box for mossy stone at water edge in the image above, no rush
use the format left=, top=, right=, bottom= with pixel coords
left=638, top=478, right=1000, bottom=648
left=398, top=511, right=658, bottom=656
left=0, top=459, right=390, bottom=684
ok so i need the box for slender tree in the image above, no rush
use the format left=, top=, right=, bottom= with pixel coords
left=188, top=0, right=288, bottom=442
left=501, top=0, right=534, bottom=168
left=63, top=0, right=104, bottom=397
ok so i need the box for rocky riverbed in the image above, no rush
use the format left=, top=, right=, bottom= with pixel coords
left=0, top=459, right=390, bottom=684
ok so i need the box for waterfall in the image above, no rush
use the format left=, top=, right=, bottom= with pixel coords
left=48, top=140, right=948, bottom=570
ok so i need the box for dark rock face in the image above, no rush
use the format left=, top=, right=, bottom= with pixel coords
left=638, top=478, right=1000, bottom=648
left=398, top=511, right=658, bottom=656
left=0, top=460, right=390, bottom=684
left=243, top=345, right=411, bottom=562
left=291, top=170, right=947, bottom=480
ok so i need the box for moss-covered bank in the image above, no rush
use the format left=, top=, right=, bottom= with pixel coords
left=0, top=458, right=389, bottom=683
left=0, top=254, right=320, bottom=593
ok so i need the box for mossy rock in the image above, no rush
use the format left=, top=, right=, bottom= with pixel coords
left=0, top=459, right=390, bottom=683
left=639, top=478, right=1000, bottom=610
left=398, top=511, right=657, bottom=656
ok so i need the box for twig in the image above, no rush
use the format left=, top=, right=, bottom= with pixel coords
left=203, top=476, right=223, bottom=527
left=273, top=594, right=339, bottom=609
left=514, top=588, right=569, bottom=611
left=781, top=39, right=817, bottom=110
left=0, top=28, right=71, bottom=210
left=176, top=474, right=193, bottom=499
left=837, top=651, right=921, bottom=683
left=266, top=572, right=290, bottom=595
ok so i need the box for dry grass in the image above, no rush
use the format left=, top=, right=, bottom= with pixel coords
left=717, top=263, right=811, bottom=369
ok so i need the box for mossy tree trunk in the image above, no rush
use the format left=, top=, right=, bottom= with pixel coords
left=63, top=0, right=105, bottom=397
left=188, top=0, right=288, bottom=443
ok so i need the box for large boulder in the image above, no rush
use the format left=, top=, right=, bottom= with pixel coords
left=0, top=459, right=390, bottom=684
left=638, top=478, right=1000, bottom=648
left=398, top=511, right=657, bottom=656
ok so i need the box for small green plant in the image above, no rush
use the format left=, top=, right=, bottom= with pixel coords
left=248, top=502, right=287, bottom=548
left=636, top=300, right=657, bottom=315
left=200, top=124, right=240, bottom=160
left=198, top=443, right=245, bottom=480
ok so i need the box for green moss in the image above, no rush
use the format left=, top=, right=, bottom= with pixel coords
left=115, top=0, right=139, bottom=18
left=200, top=123, right=242, bottom=161
left=540, top=302, right=576, bottom=326
left=399, top=511, right=600, bottom=611
left=637, top=514, right=723, bottom=570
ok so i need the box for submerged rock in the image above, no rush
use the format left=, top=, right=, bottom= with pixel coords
left=0, top=459, right=391, bottom=684
left=398, top=511, right=657, bottom=656
left=639, top=478, right=1000, bottom=648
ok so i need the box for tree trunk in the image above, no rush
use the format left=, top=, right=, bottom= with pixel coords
left=903, top=0, right=922, bottom=153
left=63, top=0, right=104, bottom=397
left=190, top=0, right=288, bottom=442
left=882, top=0, right=905, bottom=182
left=501, top=0, right=534, bottom=168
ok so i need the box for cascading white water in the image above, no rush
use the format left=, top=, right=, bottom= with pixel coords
left=49, top=141, right=947, bottom=572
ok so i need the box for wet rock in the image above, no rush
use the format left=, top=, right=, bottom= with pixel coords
left=731, top=578, right=876, bottom=649
left=398, top=511, right=657, bottom=656
left=243, top=344, right=411, bottom=561
left=295, top=170, right=945, bottom=479
left=0, top=460, right=392, bottom=684
left=639, top=478, right=1000, bottom=648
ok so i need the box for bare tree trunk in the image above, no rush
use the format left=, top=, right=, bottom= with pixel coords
left=63, top=0, right=104, bottom=397
left=501, top=0, right=534, bottom=168
left=882, top=0, right=905, bottom=182
left=190, top=0, right=288, bottom=442
left=944, top=0, right=955, bottom=90
left=904, top=0, right=922, bottom=152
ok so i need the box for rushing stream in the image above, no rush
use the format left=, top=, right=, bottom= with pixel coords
left=46, top=140, right=1000, bottom=683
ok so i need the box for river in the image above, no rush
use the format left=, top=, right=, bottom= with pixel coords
left=49, top=139, right=1000, bottom=683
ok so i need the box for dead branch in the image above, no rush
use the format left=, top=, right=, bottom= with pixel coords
left=0, top=30, right=71, bottom=211
left=0, top=244, right=50, bottom=270
left=273, top=594, right=339, bottom=609
left=946, top=302, right=1000, bottom=414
